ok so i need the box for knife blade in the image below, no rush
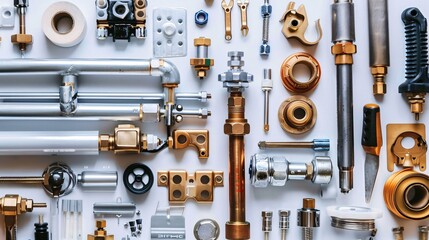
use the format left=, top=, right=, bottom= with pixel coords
left=361, top=103, right=382, bottom=203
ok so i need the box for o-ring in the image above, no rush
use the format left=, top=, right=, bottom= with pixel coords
left=278, top=95, right=317, bottom=134
left=123, top=163, right=154, bottom=194
left=280, top=52, right=321, bottom=93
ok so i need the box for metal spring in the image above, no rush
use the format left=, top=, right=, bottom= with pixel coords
left=262, top=17, right=269, bottom=43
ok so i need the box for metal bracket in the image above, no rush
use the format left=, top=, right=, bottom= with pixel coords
left=0, top=6, right=14, bottom=28
left=151, top=205, right=185, bottom=239
left=169, top=129, right=209, bottom=158
left=280, top=2, right=322, bottom=46
left=387, top=124, right=427, bottom=172
left=158, top=170, right=223, bottom=203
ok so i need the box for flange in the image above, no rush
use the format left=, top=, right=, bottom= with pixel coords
left=280, top=52, right=321, bottom=93
left=278, top=95, right=317, bottom=134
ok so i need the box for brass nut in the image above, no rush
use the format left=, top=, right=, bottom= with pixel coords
left=331, top=42, right=357, bottom=55
left=371, top=66, right=387, bottom=75
left=98, top=135, right=111, bottom=151
left=278, top=95, right=317, bottom=134
left=194, top=37, right=211, bottom=46
left=96, top=220, right=106, bottom=228
left=224, top=122, right=250, bottom=135
left=11, top=34, right=33, bottom=45
left=190, top=58, right=214, bottom=67
left=281, top=52, right=321, bottom=93
left=228, top=96, right=245, bottom=107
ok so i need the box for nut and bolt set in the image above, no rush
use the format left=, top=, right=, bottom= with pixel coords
left=0, top=0, right=427, bottom=239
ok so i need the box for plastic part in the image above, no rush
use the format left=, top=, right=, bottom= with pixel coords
left=327, top=206, right=382, bottom=220
left=0, top=6, right=14, bottom=27
left=61, top=199, right=83, bottom=240
left=153, top=8, right=187, bottom=57
left=42, top=1, right=87, bottom=47
left=195, top=10, right=208, bottom=25
left=123, top=163, right=154, bottom=194
left=151, top=205, right=186, bottom=239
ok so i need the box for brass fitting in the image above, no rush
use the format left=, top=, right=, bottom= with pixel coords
left=280, top=52, right=321, bottom=93
left=11, top=0, right=32, bottom=54
left=0, top=194, right=46, bottom=240
left=87, top=220, right=114, bottom=240
left=371, top=66, right=388, bottom=95
left=331, top=42, right=357, bottom=65
left=278, top=95, right=317, bottom=134
left=98, top=124, right=161, bottom=153
left=168, top=129, right=209, bottom=158
left=384, top=169, right=429, bottom=220
left=190, top=37, right=214, bottom=79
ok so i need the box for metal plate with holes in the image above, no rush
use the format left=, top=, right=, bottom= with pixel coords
left=387, top=124, right=427, bottom=172
left=157, top=170, right=223, bottom=203
left=0, top=6, right=14, bottom=28
left=171, top=129, right=209, bottom=158
left=153, top=8, right=187, bottom=57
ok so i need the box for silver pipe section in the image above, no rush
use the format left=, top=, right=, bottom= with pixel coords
left=368, top=0, right=390, bottom=94
left=332, top=0, right=355, bottom=194
left=0, top=58, right=180, bottom=85
left=0, top=92, right=211, bottom=102
left=0, top=131, right=99, bottom=155
left=0, top=103, right=210, bottom=121
left=77, top=171, right=118, bottom=190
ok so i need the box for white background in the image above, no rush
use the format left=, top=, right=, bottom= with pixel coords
left=0, top=0, right=428, bottom=239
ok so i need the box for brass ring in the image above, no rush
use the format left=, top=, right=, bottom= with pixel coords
left=280, top=52, right=321, bottom=93
left=384, top=169, right=429, bottom=220
left=278, top=95, right=317, bottom=134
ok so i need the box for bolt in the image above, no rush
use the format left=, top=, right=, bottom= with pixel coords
left=392, top=227, right=404, bottom=240
left=260, top=0, right=272, bottom=56
left=419, top=226, right=429, bottom=240
left=297, top=198, right=320, bottom=240
left=261, top=211, right=273, bottom=240
left=279, top=210, right=290, bottom=240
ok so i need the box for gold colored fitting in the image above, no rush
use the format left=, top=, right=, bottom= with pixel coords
left=87, top=220, right=114, bottom=240
left=113, top=124, right=141, bottom=153
left=278, top=96, right=317, bottom=134
left=302, top=198, right=315, bottom=209
left=331, top=42, right=357, bottom=65
left=225, top=222, right=250, bottom=240
left=371, top=66, right=387, bottom=95
left=407, top=93, right=426, bottom=121
left=281, top=52, right=321, bottom=93
left=384, top=169, right=429, bottom=220
left=190, top=37, right=214, bottom=79
left=169, top=129, right=209, bottom=158
left=11, top=34, right=32, bottom=50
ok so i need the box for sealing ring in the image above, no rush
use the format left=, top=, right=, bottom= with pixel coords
left=280, top=52, right=321, bottom=93
left=278, top=95, right=317, bottom=134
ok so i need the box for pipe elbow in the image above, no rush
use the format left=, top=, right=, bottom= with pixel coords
left=151, top=59, right=180, bottom=85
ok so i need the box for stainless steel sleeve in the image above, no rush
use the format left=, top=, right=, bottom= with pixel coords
left=0, top=131, right=99, bottom=155
left=77, top=171, right=118, bottom=190
left=337, top=65, right=354, bottom=193
left=332, top=0, right=355, bottom=42
left=368, top=0, right=389, bottom=67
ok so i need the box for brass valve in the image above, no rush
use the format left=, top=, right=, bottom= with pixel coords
left=87, top=220, right=114, bottom=240
left=190, top=37, right=214, bottom=79
left=0, top=194, right=47, bottom=240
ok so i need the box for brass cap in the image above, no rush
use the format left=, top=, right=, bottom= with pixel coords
left=225, top=221, right=250, bottom=239
left=194, top=37, right=211, bottom=46
left=303, top=198, right=315, bottom=209
left=11, top=34, right=32, bottom=45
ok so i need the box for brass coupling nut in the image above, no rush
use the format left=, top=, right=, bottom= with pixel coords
left=278, top=96, right=317, bottom=134
left=371, top=66, right=388, bottom=95
left=384, top=169, right=429, bottom=220
left=87, top=220, right=114, bottom=240
left=331, top=42, right=357, bottom=65
left=281, top=52, right=321, bottom=93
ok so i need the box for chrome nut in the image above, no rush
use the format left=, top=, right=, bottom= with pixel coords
left=260, top=44, right=271, bottom=55
left=271, top=156, right=288, bottom=186
left=250, top=154, right=269, bottom=188
left=311, top=156, right=333, bottom=184
left=261, top=4, right=272, bottom=16
left=112, top=1, right=129, bottom=19
left=141, top=104, right=160, bottom=123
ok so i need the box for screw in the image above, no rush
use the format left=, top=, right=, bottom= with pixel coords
left=420, top=226, right=429, bottom=240
left=260, top=0, right=272, bottom=56
left=392, top=227, right=404, bottom=240
left=279, top=210, right=290, bottom=240
left=261, top=211, right=272, bottom=240
left=297, top=198, right=320, bottom=240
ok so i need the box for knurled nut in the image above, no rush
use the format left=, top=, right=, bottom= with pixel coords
left=281, top=52, right=321, bottom=93
left=194, top=37, right=211, bottom=46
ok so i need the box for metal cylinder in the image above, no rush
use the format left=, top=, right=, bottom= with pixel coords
left=368, top=0, right=389, bottom=67
left=420, top=226, right=429, bottom=240
left=0, top=131, right=99, bottom=155
left=331, top=0, right=355, bottom=42
left=77, top=171, right=117, bottom=190
left=196, top=46, right=208, bottom=59
left=93, top=202, right=136, bottom=217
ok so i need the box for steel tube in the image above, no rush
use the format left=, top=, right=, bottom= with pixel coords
left=0, top=131, right=99, bottom=155
left=368, top=0, right=389, bottom=67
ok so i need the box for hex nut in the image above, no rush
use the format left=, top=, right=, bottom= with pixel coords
left=250, top=154, right=269, bottom=188
left=331, top=42, right=357, bottom=55
left=11, top=34, right=32, bottom=44
left=112, top=1, right=129, bottom=19
left=261, top=4, right=272, bottom=15
left=141, top=104, right=160, bottom=123
left=99, top=135, right=111, bottom=151
left=224, top=122, right=250, bottom=135
left=195, top=10, right=208, bottom=25
left=96, top=220, right=107, bottom=228
left=371, top=66, right=387, bottom=75
left=271, top=156, right=288, bottom=186
left=194, top=219, right=220, bottom=240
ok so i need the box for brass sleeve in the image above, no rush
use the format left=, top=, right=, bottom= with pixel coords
left=384, top=169, right=429, bottom=220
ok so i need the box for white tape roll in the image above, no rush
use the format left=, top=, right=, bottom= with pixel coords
left=42, top=2, right=86, bottom=47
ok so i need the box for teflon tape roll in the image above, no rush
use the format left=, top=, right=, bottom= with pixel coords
left=42, top=1, right=86, bottom=47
